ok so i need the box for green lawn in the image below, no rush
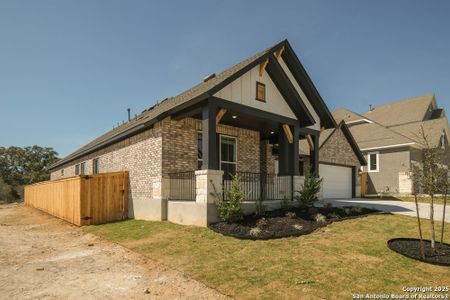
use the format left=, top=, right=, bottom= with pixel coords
left=85, top=215, right=450, bottom=299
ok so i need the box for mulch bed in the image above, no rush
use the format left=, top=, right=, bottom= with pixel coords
left=208, top=206, right=379, bottom=240
left=387, top=238, right=450, bottom=266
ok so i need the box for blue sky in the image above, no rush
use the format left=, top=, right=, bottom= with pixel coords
left=1, top=0, right=449, bottom=157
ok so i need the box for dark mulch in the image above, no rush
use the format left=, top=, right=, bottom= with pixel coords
left=387, top=238, right=450, bottom=266
left=208, top=206, right=379, bottom=240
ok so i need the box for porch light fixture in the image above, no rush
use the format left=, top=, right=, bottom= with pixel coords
left=232, top=115, right=237, bottom=119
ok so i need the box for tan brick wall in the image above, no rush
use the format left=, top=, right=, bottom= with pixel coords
left=160, top=118, right=260, bottom=176
left=50, top=117, right=260, bottom=218
left=50, top=125, right=163, bottom=219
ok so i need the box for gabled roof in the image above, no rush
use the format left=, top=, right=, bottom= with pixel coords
left=363, top=93, right=436, bottom=127
left=50, top=39, right=335, bottom=170
left=299, top=121, right=366, bottom=165
left=332, top=109, right=417, bottom=151
left=389, top=117, right=450, bottom=148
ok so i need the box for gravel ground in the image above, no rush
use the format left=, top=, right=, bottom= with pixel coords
left=0, top=203, right=229, bottom=300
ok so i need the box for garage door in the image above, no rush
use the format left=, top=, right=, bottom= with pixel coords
left=319, top=164, right=352, bottom=199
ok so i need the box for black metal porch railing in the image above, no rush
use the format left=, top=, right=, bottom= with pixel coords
left=168, top=171, right=196, bottom=201
left=223, top=172, right=293, bottom=201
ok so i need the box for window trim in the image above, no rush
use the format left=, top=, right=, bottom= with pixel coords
left=219, top=134, right=238, bottom=174
left=368, top=152, right=379, bottom=172
left=255, top=81, right=266, bottom=102
left=93, top=158, right=99, bottom=174
left=80, top=162, right=86, bottom=175
left=75, top=164, right=80, bottom=175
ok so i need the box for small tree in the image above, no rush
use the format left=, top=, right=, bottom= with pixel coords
left=411, top=165, right=425, bottom=259
left=211, top=175, right=244, bottom=223
left=295, top=167, right=323, bottom=208
left=416, top=126, right=446, bottom=251
left=437, top=168, right=449, bottom=245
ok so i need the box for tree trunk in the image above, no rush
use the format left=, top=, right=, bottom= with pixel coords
left=441, top=192, right=448, bottom=245
left=430, top=195, right=436, bottom=250
left=414, top=194, right=425, bottom=259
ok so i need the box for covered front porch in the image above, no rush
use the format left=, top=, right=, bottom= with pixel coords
left=164, top=97, right=321, bottom=226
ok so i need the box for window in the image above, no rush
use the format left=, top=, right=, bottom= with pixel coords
left=93, top=158, right=99, bottom=174
left=368, top=152, right=379, bottom=172
left=75, top=164, right=80, bottom=175
left=440, top=131, right=446, bottom=149
left=197, top=132, right=203, bottom=170
left=80, top=162, right=86, bottom=175
left=256, top=82, right=266, bottom=102
left=220, top=135, right=237, bottom=180
left=61, top=169, right=64, bottom=176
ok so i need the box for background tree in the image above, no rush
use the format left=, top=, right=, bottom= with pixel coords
left=0, top=146, right=58, bottom=202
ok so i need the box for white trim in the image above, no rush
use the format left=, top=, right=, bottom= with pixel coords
left=219, top=134, right=237, bottom=170
left=360, top=142, right=416, bottom=151
left=367, top=152, right=379, bottom=173
left=345, top=118, right=373, bottom=125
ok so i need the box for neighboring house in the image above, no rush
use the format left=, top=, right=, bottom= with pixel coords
left=334, top=94, right=450, bottom=195
left=48, top=39, right=364, bottom=226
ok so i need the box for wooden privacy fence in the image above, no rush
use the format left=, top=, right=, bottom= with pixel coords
left=25, top=172, right=128, bottom=226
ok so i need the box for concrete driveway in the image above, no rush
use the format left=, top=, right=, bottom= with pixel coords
left=322, top=198, right=450, bottom=223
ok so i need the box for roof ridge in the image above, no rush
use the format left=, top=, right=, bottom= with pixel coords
left=364, top=93, right=435, bottom=113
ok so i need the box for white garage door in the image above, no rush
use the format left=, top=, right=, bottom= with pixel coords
left=319, top=164, right=352, bottom=199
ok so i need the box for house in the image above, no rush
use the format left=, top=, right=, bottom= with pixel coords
left=48, top=39, right=365, bottom=226
left=299, top=121, right=366, bottom=199
left=334, top=94, right=450, bottom=195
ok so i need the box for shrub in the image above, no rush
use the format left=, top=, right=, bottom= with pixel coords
left=295, top=168, right=323, bottom=208
left=211, top=175, right=244, bottom=223
left=327, top=212, right=340, bottom=219
left=281, top=196, right=293, bottom=211
left=314, top=213, right=327, bottom=224
left=350, top=206, right=363, bottom=214
left=255, top=198, right=266, bottom=216
left=285, top=211, right=296, bottom=219
left=249, top=227, right=262, bottom=237
left=256, top=217, right=269, bottom=228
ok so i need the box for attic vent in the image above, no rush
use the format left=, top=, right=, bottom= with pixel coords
left=203, top=73, right=216, bottom=82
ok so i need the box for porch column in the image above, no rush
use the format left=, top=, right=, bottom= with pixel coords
left=278, top=124, right=299, bottom=175
left=290, top=124, right=300, bottom=175
left=202, top=101, right=218, bottom=170
left=278, top=124, right=290, bottom=175
left=310, top=133, right=319, bottom=176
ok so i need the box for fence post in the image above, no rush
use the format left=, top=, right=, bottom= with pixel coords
left=195, top=169, right=223, bottom=226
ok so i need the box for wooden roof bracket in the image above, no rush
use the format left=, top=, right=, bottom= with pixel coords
left=306, top=134, right=314, bottom=150
left=275, top=46, right=285, bottom=60
left=216, top=108, right=227, bottom=125
left=259, top=59, right=269, bottom=76
left=282, top=124, right=294, bottom=144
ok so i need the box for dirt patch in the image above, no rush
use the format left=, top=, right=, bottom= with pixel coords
left=388, top=238, right=450, bottom=266
left=209, top=206, right=379, bottom=240
left=0, top=203, right=228, bottom=299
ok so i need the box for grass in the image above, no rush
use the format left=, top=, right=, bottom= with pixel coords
left=85, top=215, right=450, bottom=299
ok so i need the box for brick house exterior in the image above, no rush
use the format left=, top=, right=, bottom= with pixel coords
left=49, top=40, right=365, bottom=226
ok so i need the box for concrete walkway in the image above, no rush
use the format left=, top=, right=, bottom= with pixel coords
left=323, top=198, right=450, bottom=223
